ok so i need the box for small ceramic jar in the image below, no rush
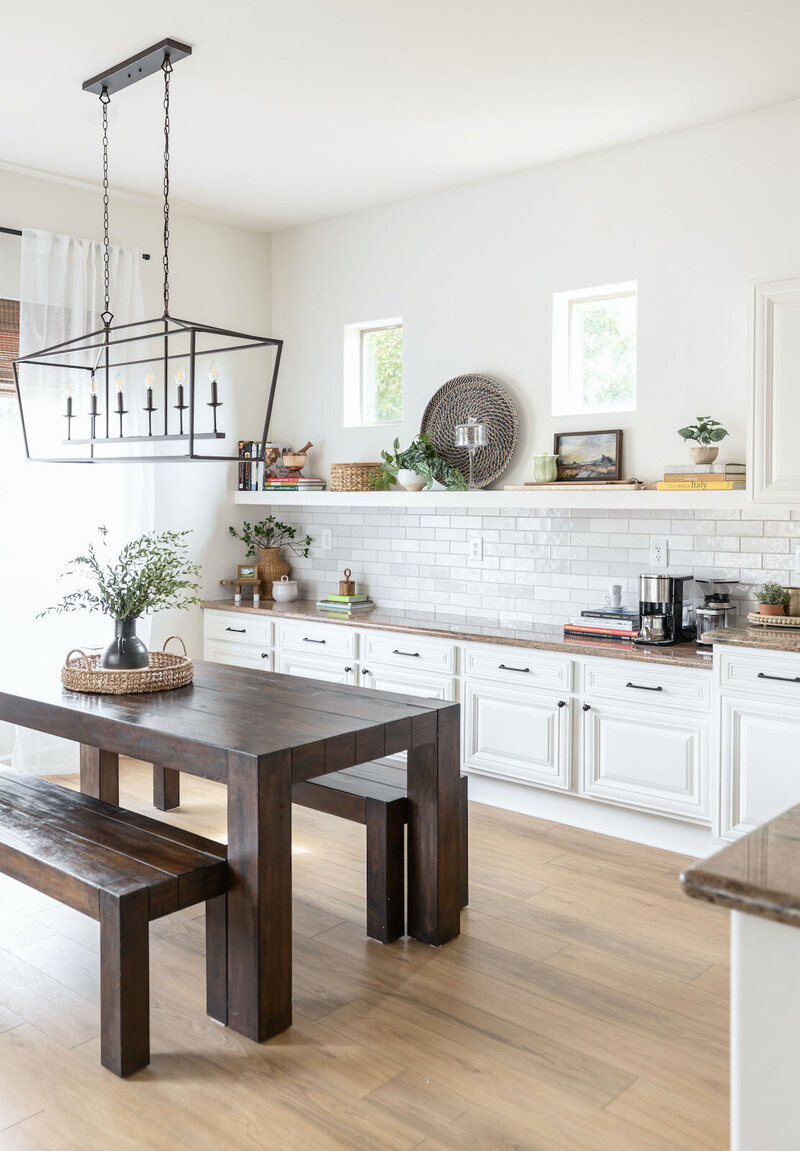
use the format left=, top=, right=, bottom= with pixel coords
left=532, top=452, right=559, bottom=483
left=397, top=468, right=426, bottom=492
left=272, top=575, right=298, bottom=603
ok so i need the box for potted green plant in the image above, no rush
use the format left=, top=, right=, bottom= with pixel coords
left=40, top=526, right=202, bottom=669
left=370, top=433, right=468, bottom=492
left=228, top=517, right=312, bottom=600
left=754, top=581, right=790, bottom=617
left=677, top=416, right=729, bottom=464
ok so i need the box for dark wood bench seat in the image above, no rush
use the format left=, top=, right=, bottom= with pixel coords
left=154, top=758, right=468, bottom=945
left=0, top=770, right=227, bottom=1077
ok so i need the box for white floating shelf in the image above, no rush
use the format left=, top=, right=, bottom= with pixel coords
left=233, top=488, right=751, bottom=510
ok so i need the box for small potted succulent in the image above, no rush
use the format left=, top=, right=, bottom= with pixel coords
left=229, top=517, right=312, bottom=600
left=371, top=433, right=468, bottom=492
left=39, top=526, right=202, bottom=669
left=677, top=416, right=729, bottom=464
left=754, top=581, right=790, bottom=617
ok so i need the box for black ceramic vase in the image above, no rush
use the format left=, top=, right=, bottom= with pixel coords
left=101, top=618, right=149, bottom=670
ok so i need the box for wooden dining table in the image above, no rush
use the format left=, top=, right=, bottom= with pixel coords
left=0, top=661, right=462, bottom=1041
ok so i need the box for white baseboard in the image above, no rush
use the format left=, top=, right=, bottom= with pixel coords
left=466, top=774, right=715, bottom=858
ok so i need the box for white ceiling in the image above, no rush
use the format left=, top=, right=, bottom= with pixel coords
left=4, top=0, right=800, bottom=232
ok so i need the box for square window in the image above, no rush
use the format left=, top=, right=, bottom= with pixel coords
left=344, top=318, right=403, bottom=427
left=552, top=282, right=636, bottom=416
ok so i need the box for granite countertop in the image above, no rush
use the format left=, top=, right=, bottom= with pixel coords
left=682, top=804, right=800, bottom=927
left=202, top=599, right=712, bottom=669
left=702, top=625, right=800, bottom=653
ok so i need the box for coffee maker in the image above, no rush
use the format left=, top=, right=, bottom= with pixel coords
left=634, top=573, right=692, bottom=646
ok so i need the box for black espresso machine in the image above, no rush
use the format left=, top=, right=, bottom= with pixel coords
left=634, top=573, right=692, bottom=646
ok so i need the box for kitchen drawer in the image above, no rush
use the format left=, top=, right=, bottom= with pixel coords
left=277, top=652, right=356, bottom=686
left=205, top=637, right=271, bottom=671
left=582, top=657, right=711, bottom=712
left=463, top=643, right=572, bottom=692
left=718, top=646, right=800, bottom=702
left=360, top=666, right=456, bottom=701
left=276, top=620, right=357, bottom=658
left=361, top=631, right=455, bottom=674
left=205, top=610, right=272, bottom=646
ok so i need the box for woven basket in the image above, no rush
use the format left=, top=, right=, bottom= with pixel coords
left=330, top=462, right=382, bottom=492
left=421, top=374, right=518, bottom=489
left=61, top=636, right=193, bottom=695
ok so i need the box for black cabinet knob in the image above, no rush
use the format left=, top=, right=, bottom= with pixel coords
left=582, top=703, right=591, bottom=711
left=557, top=700, right=567, bottom=708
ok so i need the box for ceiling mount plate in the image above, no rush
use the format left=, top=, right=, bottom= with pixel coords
left=82, top=38, right=192, bottom=96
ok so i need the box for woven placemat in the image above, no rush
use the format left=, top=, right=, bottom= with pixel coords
left=421, top=374, right=518, bottom=488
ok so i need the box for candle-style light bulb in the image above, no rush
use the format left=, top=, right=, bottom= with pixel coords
left=115, top=373, right=124, bottom=392
left=90, top=375, right=98, bottom=395
left=174, top=364, right=185, bottom=387
left=208, top=360, right=219, bottom=383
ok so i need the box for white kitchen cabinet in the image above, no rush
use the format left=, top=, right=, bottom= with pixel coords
left=581, top=701, right=710, bottom=822
left=753, top=277, right=800, bottom=502
left=276, top=651, right=357, bottom=685
left=205, top=637, right=272, bottom=671
left=719, top=695, right=800, bottom=839
left=358, top=665, right=455, bottom=701
left=463, top=680, right=571, bottom=790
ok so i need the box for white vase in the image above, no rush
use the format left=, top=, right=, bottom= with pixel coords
left=397, top=468, right=426, bottom=492
left=689, top=445, right=719, bottom=465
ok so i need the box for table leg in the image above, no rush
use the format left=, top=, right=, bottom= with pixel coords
left=153, top=765, right=180, bottom=811
left=406, top=704, right=462, bottom=945
left=80, top=746, right=120, bottom=805
left=225, top=750, right=292, bottom=1042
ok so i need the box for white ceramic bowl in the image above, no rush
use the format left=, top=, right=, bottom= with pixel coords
left=272, top=576, right=298, bottom=603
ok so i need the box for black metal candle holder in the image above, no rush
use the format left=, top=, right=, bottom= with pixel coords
left=206, top=396, right=223, bottom=434
left=144, top=388, right=158, bottom=437
left=89, top=395, right=102, bottom=440
left=174, top=384, right=188, bottom=435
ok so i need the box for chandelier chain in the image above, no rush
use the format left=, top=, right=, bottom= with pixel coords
left=162, top=55, right=172, bottom=317
left=100, top=85, right=112, bottom=325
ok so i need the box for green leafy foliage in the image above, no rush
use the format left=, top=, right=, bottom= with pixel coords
left=229, top=517, right=312, bottom=558
left=39, top=526, right=202, bottom=621
left=755, top=581, right=790, bottom=606
left=677, top=417, right=729, bottom=446
left=364, top=327, right=403, bottom=423
left=580, top=302, right=636, bottom=408
left=370, top=433, right=468, bottom=491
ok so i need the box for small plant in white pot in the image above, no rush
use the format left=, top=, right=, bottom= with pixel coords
left=754, top=581, right=790, bottom=617
left=677, top=416, right=729, bottom=464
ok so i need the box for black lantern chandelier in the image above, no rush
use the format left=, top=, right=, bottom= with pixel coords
left=13, top=39, right=282, bottom=463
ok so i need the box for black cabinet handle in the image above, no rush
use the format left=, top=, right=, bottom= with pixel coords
left=393, top=649, right=421, bottom=658
left=582, top=703, right=591, bottom=711
left=361, top=668, right=370, bottom=676
left=499, top=663, right=530, bottom=673
left=225, top=626, right=246, bottom=633
left=626, top=682, right=663, bottom=692
left=303, top=637, right=326, bottom=644
left=557, top=700, right=567, bottom=708
left=758, top=672, right=800, bottom=684
left=261, top=652, right=269, bottom=659
left=344, top=666, right=352, bottom=672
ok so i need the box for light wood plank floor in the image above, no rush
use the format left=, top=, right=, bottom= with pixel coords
left=0, top=760, right=729, bottom=1150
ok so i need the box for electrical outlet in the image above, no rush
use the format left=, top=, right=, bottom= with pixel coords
left=321, top=528, right=333, bottom=551
left=650, top=538, right=668, bottom=568
left=469, top=537, right=483, bottom=562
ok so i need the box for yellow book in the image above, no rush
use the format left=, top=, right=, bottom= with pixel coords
left=656, top=480, right=746, bottom=491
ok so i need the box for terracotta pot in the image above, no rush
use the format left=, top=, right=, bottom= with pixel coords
left=688, top=445, right=719, bottom=465
left=256, top=547, right=289, bottom=600
left=758, top=602, right=787, bottom=616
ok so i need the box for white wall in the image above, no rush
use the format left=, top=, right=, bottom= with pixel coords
left=0, top=164, right=272, bottom=661
left=269, top=97, right=800, bottom=486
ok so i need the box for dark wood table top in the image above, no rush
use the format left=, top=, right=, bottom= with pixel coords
left=0, top=661, right=452, bottom=783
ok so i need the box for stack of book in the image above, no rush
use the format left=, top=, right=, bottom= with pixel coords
left=263, top=476, right=326, bottom=493
left=316, top=592, right=375, bottom=617
left=238, top=440, right=262, bottom=491
left=563, top=607, right=641, bottom=642
left=655, top=462, right=746, bottom=491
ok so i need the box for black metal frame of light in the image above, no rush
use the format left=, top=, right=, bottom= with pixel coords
left=12, top=37, right=282, bottom=465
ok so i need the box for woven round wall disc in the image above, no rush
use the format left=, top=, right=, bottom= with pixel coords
left=420, top=374, right=518, bottom=488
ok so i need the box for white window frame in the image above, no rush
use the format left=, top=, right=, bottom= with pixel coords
left=552, top=281, right=637, bottom=417
left=343, top=317, right=403, bottom=427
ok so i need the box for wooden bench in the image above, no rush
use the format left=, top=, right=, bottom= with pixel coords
left=154, top=759, right=468, bottom=945
left=0, top=771, right=227, bottom=1077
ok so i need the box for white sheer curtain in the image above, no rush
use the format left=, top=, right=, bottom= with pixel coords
left=0, top=229, right=154, bottom=774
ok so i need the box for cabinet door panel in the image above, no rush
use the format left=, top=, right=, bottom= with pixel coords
left=277, top=652, right=356, bottom=685
left=753, top=278, right=800, bottom=501
left=205, top=638, right=271, bottom=671
left=464, top=681, right=570, bottom=790
left=582, top=703, right=709, bottom=822
left=720, top=696, right=800, bottom=839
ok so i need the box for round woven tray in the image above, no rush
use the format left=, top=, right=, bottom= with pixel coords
left=420, top=374, right=518, bottom=488
left=61, top=636, right=193, bottom=695
left=747, top=611, right=800, bottom=629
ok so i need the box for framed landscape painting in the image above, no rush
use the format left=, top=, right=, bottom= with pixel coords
left=553, top=429, right=622, bottom=481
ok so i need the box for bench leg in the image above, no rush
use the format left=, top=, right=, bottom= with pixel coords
left=366, top=796, right=405, bottom=943
left=460, top=775, right=469, bottom=909
left=153, top=765, right=181, bottom=811
left=99, top=887, right=150, bottom=1077
left=205, top=893, right=228, bottom=1025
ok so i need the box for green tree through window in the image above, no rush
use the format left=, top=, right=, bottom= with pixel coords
left=362, top=325, right=402, bottom=423
left=575, top=297, right=636, bottom=409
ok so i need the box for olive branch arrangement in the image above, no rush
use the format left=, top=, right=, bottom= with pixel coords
left=228, top=517, right=312, bottom=558
left=38, top=526, right=202, bottom=622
